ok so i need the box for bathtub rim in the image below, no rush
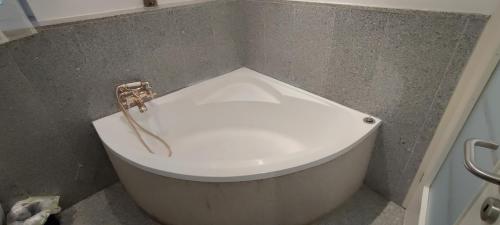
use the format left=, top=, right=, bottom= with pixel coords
left=93, top=67, right=382, bottom=182
left=101, top=128, right=379, bottom=183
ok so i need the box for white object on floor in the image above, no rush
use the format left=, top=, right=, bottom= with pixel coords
left=6, top=196, right=61, bottom=225
left=0, top=202, right=4, bottom=225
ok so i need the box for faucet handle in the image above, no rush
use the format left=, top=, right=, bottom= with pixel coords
left=144, top=82, right=156, bottom=97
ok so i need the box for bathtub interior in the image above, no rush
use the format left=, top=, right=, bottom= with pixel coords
left=93, top=67, right=381, bottom=181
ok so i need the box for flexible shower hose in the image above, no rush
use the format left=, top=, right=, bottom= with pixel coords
left=115, top=88, right=172, bottom=157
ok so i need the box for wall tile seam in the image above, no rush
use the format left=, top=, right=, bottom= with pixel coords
left=287, top=4, right=299, bottom=78
left=398, top=17, right=470, bottom=177
left=237, top=5, right=248, bottom=64
left=368, top=13, right=391, bottom=104
left=241, top=0, right=490, bottom=18
left=211, top=15, right=221, bottom=74
left=169, top=10, right=192, bottom=81
left=289, top=3, right=299, bottom=68
left=3, top=0, right=489, bottom=47
left=0, top=0, right=489, bottom=47
left=0, top=0, right=237, bottom=209
left=363, top=11, right=430, bottom=200
left=68, top=27, right=93, bottom=68
left=256, top=1, right=339, bottom=75
left=4, top=46, right=40, bottom=112
left=324, top=3, right=338, bottom=87
left=5, top=40, right=63, bottom=102
left=208, top=2, right=228, bottom=75
left=37, top=0, right=238, bottom=32
left=15, top=2, right=471, bottom=153
left=66, top=3, right=217, bottom=84
left=240, top=1, right=248, bottom=66
left=155, top=14, right=188, bottom=81
left=260, top=2, right=269, bottom=68
left=3, top=46, right=55, bottom=200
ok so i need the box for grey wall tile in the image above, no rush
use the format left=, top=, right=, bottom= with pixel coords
left=243, top=1, right=295, bottom=78
left=175, top=4, right=220, bottom=81
left=6, top=25, right=119, bottom=208
left=126, top=8, right=187, bottom=95
left=394, top=15, right=488, bottom=202
left=1, top=1, right=244, bottom=208
left=243, top=0, right=488, bottom=204
left=325, top=8, right=387, bottom=110
left=242, top=0, right=267, bottom=70
left=288, top=4, right=334, bottom=96
left=260, top=2, right=295, bottom=78
left=0, top=46, right=48, bottom=206
left=1, top=0, right=489, bottom=209
left=1, top=42, right=117, bottom=209
left=210, top=0, right=245, bottom=74
left=364, top=12, right=468, bottom=202
left=72, top=18, right=148, bottom=119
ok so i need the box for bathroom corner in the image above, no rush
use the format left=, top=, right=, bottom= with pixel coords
left=0, top=0, right=498, bottom=224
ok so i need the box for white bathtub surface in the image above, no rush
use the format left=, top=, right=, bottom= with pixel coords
left=93, top=67, right=381, bottom=182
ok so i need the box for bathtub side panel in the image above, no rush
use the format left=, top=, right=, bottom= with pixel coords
left=106, top=130, right=377, bottom=225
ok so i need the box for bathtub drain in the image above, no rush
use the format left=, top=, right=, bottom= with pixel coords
left=363, top=117, right=375, bottom=124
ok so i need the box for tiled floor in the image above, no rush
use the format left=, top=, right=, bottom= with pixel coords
left=59, top=183, right=404, bottom=225
left=309, top=187, right=404, bottom=225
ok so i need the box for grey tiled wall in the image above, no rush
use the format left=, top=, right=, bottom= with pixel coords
left=0, top=0, right=488, bottom=209
left=0, top=0, right=243, bottom=208
left=242, top=0, right=488, bottom=203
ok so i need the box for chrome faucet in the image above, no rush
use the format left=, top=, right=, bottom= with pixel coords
left=114, top=81, right=172, bottom=156
left=116, top=81, right=156, bottom=113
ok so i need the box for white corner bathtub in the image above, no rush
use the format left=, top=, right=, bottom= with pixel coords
left=93, top=67, right=381, bottom=225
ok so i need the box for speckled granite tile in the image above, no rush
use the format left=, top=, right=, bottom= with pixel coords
left=0, top=46, right=42, bottom=207
left=260, top=2, right=295, bottom=79
left=374, top=13, right=466, bottom=123
left=210, top=0, right=245, bottom=74
left=59, top=184, right=403, bottom=225
left=394, top=15, right=488, bottom=202
left=9, top=26, right=90, bottom=119
left=1, top=1, right=243, bottom=209
left=241, top=0, right=487, bottom=204
left=364, top=12, right=468, bottom=203
left=175, top=4, right=220, bottom=82
left=1, top=42, right=114, bottom=209
left=126, top=8, right=187, bottom=96
left=59, top=183, right=160, bottom=225
left=311, top=186, right=404, bottom=225
left=289, top=4, right=334, bottom=96
left=71, top=18, right=145, bottom=119
left=364, top=119, right=423, bottom=197
left=241, top=0, right=266, bottom=72
left=325, top=8, right=387, bottom=109
left=1, top=0, right=489, bottom=210
left=242, top=0, right=267, bottom=71
left=175, top=4, right=214, bottom=46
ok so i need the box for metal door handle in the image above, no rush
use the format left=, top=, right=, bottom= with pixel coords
left=464, top=139, right=500, bottom=184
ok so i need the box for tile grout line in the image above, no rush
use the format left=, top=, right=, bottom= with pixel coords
left=398, top=16, right=470, bottom=177
left=209, top=1, right=220, bottom=74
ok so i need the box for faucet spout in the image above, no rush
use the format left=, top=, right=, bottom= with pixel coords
left=132, top=92, right=148, bottom=112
